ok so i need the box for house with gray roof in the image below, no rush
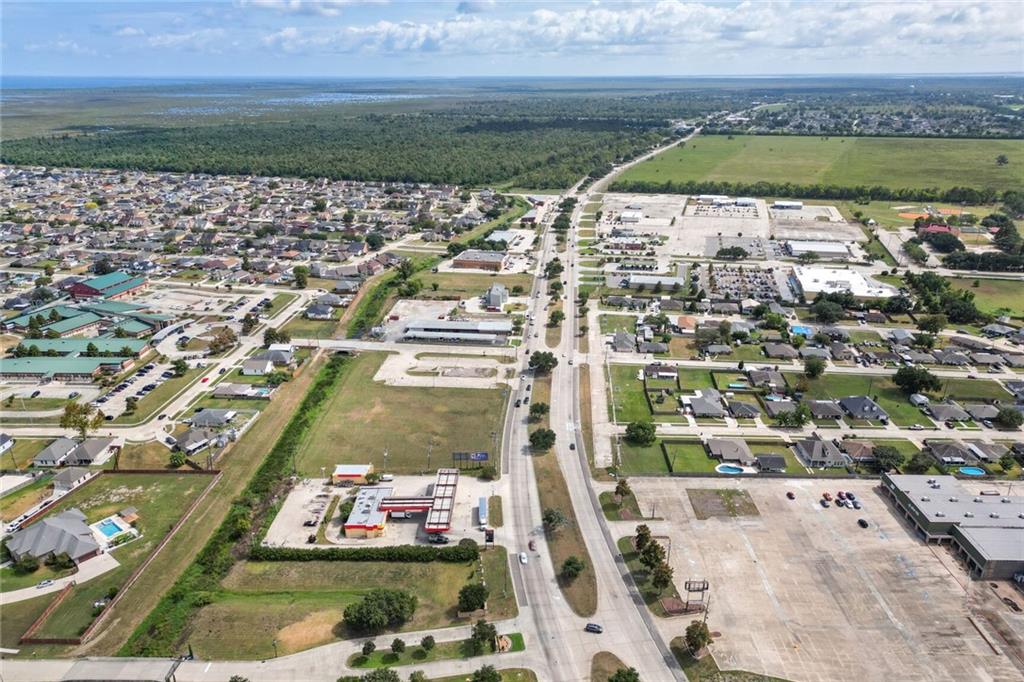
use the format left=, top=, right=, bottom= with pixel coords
left=967, top=441, right=1008, bottom=463
left=53, top=467, right=91, bottom=494
left=5, top=508, right=100, bottom=564
left=971, top=352, right=1004, bottom=366
left=964, top=404, right=999, bottom=421
left=793, top=438, right=846, bottom=468
left=763, top=399, right=797, bottom=417
left=32, top=437, right=78, bottom=467
left=611, top=331, right=636, bottom=353
left=806, top=400, right=844, bottom=420
left=799, top=346, right=831, bottom=360
left=687, top=389, right=726, bottom=418
left=926, top=440, right=973, bottom=465
left=888, top=328, right=915, bottom=345
left=67, top=438, right=116, bottom=466
left=706, top=438, right=755, bottom=466
left=933, top=349, right=971, bottom=366
left=174, top=428, right=216, bottom=455
left=704, top=343, right=732, bottom=356
left=927, top=403, right=970, bottom=423
left=839, top=395, right=888, bottom=422
left=190, top=409, right=237, bottom=428
left=748, top=369, right=785, bottom=389
left=728, top=401, right=761, bottom=419
left=763, top=343, right=798, bottom=359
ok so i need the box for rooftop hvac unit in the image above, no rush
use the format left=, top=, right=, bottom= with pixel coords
left=927, top=478, right=936, bottom=484
left=974, top=498, right=983, bottom=503
left=920, top=496, right=930, bottom=502
left=990, top=513, right=1000, bottom=518
left=949, top=497, right=959, bottom=502
left=935, top=512, right=945, bottom=517
left=964, top=512, right=974, bottom=518
left=1001, top=498, right=1011, bottom=503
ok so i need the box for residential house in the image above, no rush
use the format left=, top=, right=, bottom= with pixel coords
left=32, top=437, right=78, bottom=467
left=190, top=409, right=237, bottom=428
left=53, top=467, right=91, bottom=494
left=728, top=401, right=761, bottom=419
left=611, top=332, right=637, bottom=353
left=841, top=440, right=875, bottom=463
left=964, top=404, right=999, bottom=421
left=747, top=369, right=784, bottom=389
left=763, top=343, right=798, bottom=360
left=66, top=438, right=116, bottom=466
left=706, top=438, right=756, bottom=466
left=305, top=304, right=334, bottom=320
left=755, top=454, right=787, bottom=472
left=688, top=389, right=726, bottom=418
left=926, top=440, right=972, bottom=466
left=839, top=396, right=889, bottom=422
left=174, top=428, right=217, bottom=455
left=643, top=364, right=678, bottom=381
left=807, top=400, right=844, bottom=420
left=793, top=438, right=846, bottom=468
left=242, top=359, right=274, bottom=376
left=764, top=399, right=797, bottom=418
left=927, top=403, right=970, bottom=423
left=5, top=508, right=100, bottom=564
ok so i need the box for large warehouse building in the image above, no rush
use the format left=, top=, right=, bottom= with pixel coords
left=792, top=266, right=898, bottom=300
left=881, top=473, right=1024, bottom=580
left=403, top=319, right=513, bottom=345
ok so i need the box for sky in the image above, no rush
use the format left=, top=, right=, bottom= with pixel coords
left=3, top=0, right=1023, bottom=79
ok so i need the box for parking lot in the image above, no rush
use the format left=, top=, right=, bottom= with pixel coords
left=629, top=477, right=1023, bottom=682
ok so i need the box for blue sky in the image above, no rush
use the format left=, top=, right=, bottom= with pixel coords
left=3, top=1, right=1022, bottom=78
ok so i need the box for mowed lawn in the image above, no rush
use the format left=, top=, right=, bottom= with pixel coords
left=947, top=278, right=1024, bottom=317
left=294, top=352, right=508, bottom=475
left=619, top=135, right=1024, bottom=191
left=412, top=272, right=533, bottom=299
left=607, top=364, right=649, bottom=423
left=189, top=550, right=516, bottom=659
left=12, top=473, right=209, bottom=641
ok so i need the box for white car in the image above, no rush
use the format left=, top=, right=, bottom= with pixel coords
left=518, top=552, right=529, bottom=565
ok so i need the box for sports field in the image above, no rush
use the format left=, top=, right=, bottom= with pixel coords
left=294, top=352, right=508, bottom=475
left=618, top=135, right=1024, bottom=191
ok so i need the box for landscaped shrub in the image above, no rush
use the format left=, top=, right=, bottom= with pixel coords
left=248, top=543, right=478, bottom=563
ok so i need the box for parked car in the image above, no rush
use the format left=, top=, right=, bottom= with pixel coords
left=822, top=492, right=832, bottom=501
left=528, top=539, right=537, bottom=551
left=846, top=492, right=856, bottom=501
left=584, top=623, right=604, bottom=634
left=853, top=500, right=862, bottom=510
left=165, top=437, right=177, bottom=445
left=858, top=518, right=869, bottom=529
left=36, top=579, right=54, bottom=589
left=910, top=424, right=924, bottom=431
left=786, top=491, right=795, bottom=500
left=428, top=534, right=450, bottom=545
left=820, top=499, right=830, bottom=508
left=68, top=391, right=80, bottom=399
left=515, top=399, right=522, bottom=408
left=837, top=491, right=846, bottom=500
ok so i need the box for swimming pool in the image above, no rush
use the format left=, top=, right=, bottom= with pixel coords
left=96, top=518, right=123, bottom=538
left=790, top=325, right=813, bottom=337
left=959, top=466, right=986, bottom=477
left=716, top=464, right=745, bottom=475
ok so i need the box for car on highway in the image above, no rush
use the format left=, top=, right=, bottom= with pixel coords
left=201, top=377, right=210, bottom=383
left=528, top=539, right=536, bottom=551
left=30, top=390, right=41, bottom=398
left=569, top=443, right=575, bottom=450
left=584, top=623, right=603, bottom=634
left=518, top=552, right=529, bottom=565
left=515, top=399, right=522, bottom=408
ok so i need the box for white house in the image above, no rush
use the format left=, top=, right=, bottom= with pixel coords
left=242, top=359, right=274, bottom=376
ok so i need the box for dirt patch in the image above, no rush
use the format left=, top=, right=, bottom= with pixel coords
left=686, top=489, right=759, bottom=520
left=276, top=608, right=345, bottom=654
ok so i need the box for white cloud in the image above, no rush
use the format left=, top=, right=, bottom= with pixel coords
left=146, top=28, right=228, bottom=52
left=456, top=0, right=496, bottom=14
left=238, top=0, right=381, bottom=17
left=24, top=38, right=96, bottom=56
left=255, top=0, right=1022, bottom=65
left=114, top=25, right=145, bottom=37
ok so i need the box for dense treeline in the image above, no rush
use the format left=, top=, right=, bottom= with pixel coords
left=121, top=355, right=349, bottom=656
left=1, top=113, right=666, bottom=189
left=943, top=251, right=1024, bottom=272
left=609, top=178, right=1015, bottom=205
left=249, top=543, right=479, bottom=563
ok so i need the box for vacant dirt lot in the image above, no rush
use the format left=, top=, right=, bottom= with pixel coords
left=628, top=477, right=1023, bottom=682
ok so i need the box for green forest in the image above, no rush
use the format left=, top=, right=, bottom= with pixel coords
left=0, top=111, right=669, bottom=189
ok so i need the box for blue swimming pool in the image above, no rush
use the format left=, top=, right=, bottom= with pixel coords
left=790, top=325, right=813, bottom=337
left=97, top=519, right=122, bottom=538
left=959, top=466, right=986, bottom=477
left=717, top=464, right=745, bottom=475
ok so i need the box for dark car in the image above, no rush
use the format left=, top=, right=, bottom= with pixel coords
left=786, top=491, right=795, bottom=500
left=427, top=534, right=450, bottom=544
left=820, top=499, right=830, bottom=508
left=846, top=491, right=856, bottom=501
left=528, top=539, right=537, bottom=551
left=303, top=519, right=317, bottom=527
left=30, top=390, right=41, bottom=398
left=515, top=399, right=522, bottom=408
left=857, top=518, right=869, bottom=529
left=584, top=623, right=603, bottom=634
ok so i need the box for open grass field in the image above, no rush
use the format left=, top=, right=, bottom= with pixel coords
left=670, top=640, right=791, bottom=682
left=618, top=135, right=1024, bottom=191
left=266, top=292, right=298, bottom=319
left=617, top=439, right=669, bottom=475
left=412, top=272, right=534, bottom=300
left=187, top=549, right=515, bottom=659
left=114, top=440, right=176, bottom=470
left=607, top=364, right=649, bottom=423
left=947, top=278, right=1024, bottom=317
left=431, top=669, right=537, bottom=682
left=599, top=314, right=638, bottom=334
left=1, top=437, right=49, bottom=470
left=280, top=309, right=342, bottom=339
left=0, top=472, right=54, bottom=522
left=591, top=651, right=630, bottom=682
left=14, top=473, right=210, bottom=642
left=294, top=352, right=508, bottom=475
left=663, top=440, right=717, bottom=473
left=68, top=353, right=327, bottom=657
left=616, top=536, right=683, bottom=618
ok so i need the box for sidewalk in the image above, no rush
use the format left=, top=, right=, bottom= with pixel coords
left=0, top=553, right=119, bottom=605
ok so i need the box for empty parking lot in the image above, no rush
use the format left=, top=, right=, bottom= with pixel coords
left=628, top=477, right=1022, bottom=682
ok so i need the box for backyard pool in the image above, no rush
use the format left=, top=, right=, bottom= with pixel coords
left=716, top=464, right=746, bottom=475
left=958, top=466, right=986, bottom=477
left=97, top=518, right=123, bottom=537
left=791, top=325, right=813, bottom=337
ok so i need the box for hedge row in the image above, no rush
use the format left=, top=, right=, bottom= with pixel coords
left=120, top=355, right=349, bottom=656
left=249, top=543, right=479, bottom=563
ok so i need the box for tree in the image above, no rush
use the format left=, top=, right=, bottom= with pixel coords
left=995, top=407, right=1023, bottom=430
left=651, top=560, right=674, bottom=593
left=639, top=540, right=666, bottom=571
left=360, top=670, right=400, bottom=682
left=685, top=620, right=712, bottom=652
left=470, top=665, right=502, bottom=682
left=872, top=445, right=904, bottom=473
left=209, top=327, right=238, bottom=355
left=904, top=452, right=934, bottom=475
left=228, top=677, right=250, bottom=682
left=344, top=589, right=418, bottom=635
left=561, top=555, right=585, bottom=581
left=125, top=396, right=139, bottom=414
left=609, top=668, right=641, bottom=682
left=893, top=366, right=942, bottom=395
left=241, top=313, right=259, bottom=335
left=60, top=402, right=104, bottom=441
left=458, top=583, right=489, bottom=612
left=361, top=640, right=377, bottom=657
left=996, top=154, right=1009, bottom=166
left=468, top=619, right=498, bottom=656
left=263, top=328, right=290, bottom=347
left=12, top=554, right=39, bottom=575
left=528, top=402, right=549, bottom=423
left=542, top=508, right=568, bottom=533
left=917, top=314, right=947, bottom=334
left=292, top=265, right=309, bottom=288
left=420, top=635, right=435, bottom=651
left=529, top=428, right=556, bottom=452
left=999, top=453, right=1016, bottom=472
left=614, top=478, right=632, bottom=499
left=625, top=420, right=657, bottom=446
left=797, top=251, right=819, bottom=264
left=170, top=452, right=186, bottom=468
left=528, top=351, right=558, bottom=375
left=803, top=356, right=826, bottom=379
left=634, top=524, right=652, bottom=551
left=391, top=638, right=406, bottom=655
left=366, top=233, right=385, bottom=250
left=548, top=310, right=565, bottom=326
left=810, top=300, right=844, bottom=324
left=172, top=359, right=189, bottom=377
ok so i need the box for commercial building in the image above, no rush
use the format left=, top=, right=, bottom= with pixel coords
left=68, top=271, right=148, bottom=300
left=0, top=356, right=133, bottom=383
left=403, top=319, right=513, bottom=345
left=332, top=463, right=374, bottom=485
left=785, top=241, right=851, bottom=259
left=620, top=209, right=644, bottom=223
left=792, top=266, right=898, bottom=300
left=773, top=201, right=804, bottom=210
left=881, top=473, right=1024, bottom=580
left=452, top=249, right=508, bottom=272
left=343, top=468, right=460, bottom=538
